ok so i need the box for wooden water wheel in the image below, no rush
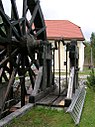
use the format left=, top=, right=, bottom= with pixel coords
left=0, top=0, right=53, bottom=117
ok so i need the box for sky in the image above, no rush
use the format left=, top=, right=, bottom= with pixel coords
left=2, top=0, right=95, bottom=41
left=40, top=0, right=95, bottom=41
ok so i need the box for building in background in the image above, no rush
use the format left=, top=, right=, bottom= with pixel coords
left=45, top=20, right=85, bottom=71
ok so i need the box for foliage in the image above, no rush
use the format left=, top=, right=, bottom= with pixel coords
left=90, top=32, right=95, bottom=43
left=86, top=69, right=95, bottom=91
left=79, top=67, right=91, bottom=75
left=90, top=32, right=95, bottom=66
left=84, top=41, right=91, bottom=65
left=84, top=32, right=95, bottom=66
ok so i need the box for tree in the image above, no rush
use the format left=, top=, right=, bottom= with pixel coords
left=90, top=32, right=95, bottom=66
left=84, top=41, right=91, bottom=66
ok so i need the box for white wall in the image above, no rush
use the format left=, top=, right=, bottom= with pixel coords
left=77, top=41, right=85, bottom=71
left=49, top=40, right=84, bottom=72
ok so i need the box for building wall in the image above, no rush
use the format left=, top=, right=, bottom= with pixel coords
left=77, top=41, right=85, bottom=71
left=54, top=42, right=66, bottom=72
left=49, top=40, right=84, bottom=72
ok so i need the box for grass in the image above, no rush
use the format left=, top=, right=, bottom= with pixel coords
left=79, top=68, right=92, bottom=75
left=79, top=88, right=95, bottom=127
left=5, top=88, right=95, bottom=127
left=55, top=67, right=92, bottom=76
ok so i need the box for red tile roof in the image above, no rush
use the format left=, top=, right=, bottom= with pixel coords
left=45, top=20, right=85, bottom=41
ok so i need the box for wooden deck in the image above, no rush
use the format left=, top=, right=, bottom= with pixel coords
left=36, top=94, right=65, bottom=107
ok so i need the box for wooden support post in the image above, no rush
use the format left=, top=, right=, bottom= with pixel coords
left=58, top=41, right=61, bottom=95
left=20, top=75, right=25, bottom=107
left=31, top=67, right=43, bottom=96
left=42, top=45, right=47, bottom=90
left=52, top=48, right=55, bottom=85
left=20, top=56, right=26, bottom=107
left=66, top=44, right=68, bottom=88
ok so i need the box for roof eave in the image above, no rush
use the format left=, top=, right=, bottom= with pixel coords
left=47, top=36, right=85, bottom=41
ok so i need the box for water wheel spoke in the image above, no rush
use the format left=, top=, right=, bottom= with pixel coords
left=0, top=67, right=9, bottom=82
left=26, top=19, right=34, bottom=35
left=10, top=0, right=23, bottom=37
left=0, top=67, right=17, bottom=117
left=25, top=56, right=35, bottom=89
left=27, top=2, right=39, bottom=34
left=0, top=53, right=21, bottom=116
left=2, top=71, right=9, bottom=82
left=0, top=48, right=18, bottom=68
left=0, top=49, right=6, bottom=56
left=0, top=37, right=10, bottom=46
left=0, top=0, right=48, bottom=117
left=22, top=0, right=27, bottom=35
left=36, top=26, right=46, bottom=37
left=0, top=0, right=4, bottom=12
left=0, top=67, right=3, bottom=77
left=4, top=66, right=12, bottom=74
left=0, top=8, right=21, bottom=40
left=0, top=27, right=6, bottom=37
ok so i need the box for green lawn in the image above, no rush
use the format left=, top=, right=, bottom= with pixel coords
left=55, top=67, right=92, bottom=76
left=79, top=68, right=92, bottom=75
left=5, top=88, right=95, bottom=127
